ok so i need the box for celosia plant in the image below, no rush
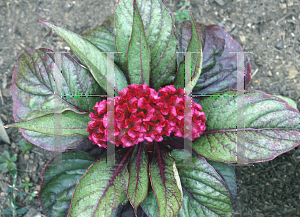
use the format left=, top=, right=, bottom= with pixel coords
left=87, top=84, right=206, bottom=148
left=4, top=0, right=300, bottom=216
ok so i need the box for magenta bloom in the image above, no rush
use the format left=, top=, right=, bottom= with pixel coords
left=87, top=84, right=206, bottom=148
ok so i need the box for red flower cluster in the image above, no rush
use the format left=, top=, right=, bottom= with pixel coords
left=87, top=84, right=206, bottom=148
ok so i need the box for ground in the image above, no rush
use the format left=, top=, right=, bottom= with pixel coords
left=0, top=0, right=299, bottom=216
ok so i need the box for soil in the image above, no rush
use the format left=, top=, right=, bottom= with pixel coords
left=0, top=0, right=299, bottom=216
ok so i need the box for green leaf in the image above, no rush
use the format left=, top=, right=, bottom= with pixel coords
left=39, top=151, right=96, bottom=217
left=9, top=168, right=17, bottom=177
left=7, top=48, right=105, bottom=151
left=10, top=48, right=102, bottom=116
left=148, top=144, right=182, bottom=217
left=68, top=148, right=134, bottom=217
left=175, top=21, right=252, bottom=95
left=206, top=160, right=237, bottom=204
left=127, top=0, right=150, bottom=85
left=127, top=143, right=149, bottom=215
left=19, top=139, right=26, bottom=147
left=5, top=110, right=90, bottom=136
left=19, top=141, right=33, bottom=153
left=16, top=192, right=28, bottom=197
left=80, top=14, right=123, bottom=71
left=16, top=208, right=28, bottom=215
left=115, top=0, right=178, bottom=90
left=0, top=209, right=13, bottom=214
left=3, top=150, right=10, bottom=159
left=10, top=154, right=17, bottom=162
left=274, top=95, right=298, bottom=110
left=0, top=163, right=7, bottom=170
left=114, top=0, right=133, bottom=80
left=7, top=162, right=14, bottom=170
left=193, top=89, right=300, bottom=163
left=140, top=188, right=159, bottom=216
left=37, top=20, right=128, bottom=95
left=6, top=187, right=13, bottom=194
left=170, top=150, right=234, bottom=216
left=174, top=10, right=190, bottom=24
left=0, top=156, right=7, bottom=163
left=81, top=15, right=117, bottom=57
left=174, top=11, right=202, bottom=96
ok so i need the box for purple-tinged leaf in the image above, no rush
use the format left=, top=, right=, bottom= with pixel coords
left=39, top=152, right=95, bottom=217
left=81, top=14, right=115, bottom=54
left=193, top=89, right=300, bottom=163
left=206, top=159, right=237, bottom=204
left=176, top=21, right=251, bottom=95
left=127, top=143, right=149, bottom=215
left=114, top=0, right=133, bottom=81
left=173, top=11, right=202, bottom=96
left=127, top=0, right=150, bottom=85
left=80, top=15, right=123, bottom=69
left=37, top=19, right=128, bottom=95
left=5, top=48, right=104, bottom=151
left=16, top=130, right=87, bottom=152
left=273, top=95, right=298, bottom=110
left=170, top=150, right=234, bottom=216
left=148, top=143, right=182, bottom=217
left=176, top=21, right=205, bottom=64
left=114, top=0, right=178, bottom=90
left=5, top=110, right=90, bottom=137
left=67, top=147, right=134, bottom=217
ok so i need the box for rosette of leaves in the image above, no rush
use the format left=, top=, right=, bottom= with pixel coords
left=4, top=0, right=300, bottom=216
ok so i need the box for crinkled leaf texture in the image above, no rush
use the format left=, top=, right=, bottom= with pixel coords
left=127, top=143, right=149, bottom=215
left=37, top=19, right=129, bottom=95
left=7, top=0, right=300, bottom=216
left=6, top=48, right=105, bottom=151
left=126, top=0, right=150, bottom=86
left=81, top=14, right=118, bottom=64
left=193, top=89, right=300, bottom=163
left=141, top=149, right=234, bottom=216
left=206, top=159, right=237, bottom=205
left=273, top=95, right=298, bottom=110
left=114, top=0, right=178, bottom=91
left=176, top=20, right=251, bottom=95
left=39, top=151, right=96, bottom=217
left=147, top=143, right=183, bottom=217
left=67, top=147, right=133, bottom=217
left=173, top=11, right=202, bottom=96
left=84, top=10, right=251, bottom=96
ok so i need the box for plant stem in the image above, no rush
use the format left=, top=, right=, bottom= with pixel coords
left=9, top=169, right=18, bottom=217
left=146, top=142, right=153, bottom=156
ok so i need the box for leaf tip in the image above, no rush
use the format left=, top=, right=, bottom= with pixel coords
left=37, top=19, right=47, bottom=24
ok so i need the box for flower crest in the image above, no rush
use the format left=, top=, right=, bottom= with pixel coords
left=87, top=84, right=206, bottom=148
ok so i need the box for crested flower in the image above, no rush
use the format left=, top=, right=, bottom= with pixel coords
left=87, top=84, right=206, bottom=148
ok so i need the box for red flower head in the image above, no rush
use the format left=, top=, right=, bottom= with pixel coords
left=87, top=84, right=206, bottom=148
